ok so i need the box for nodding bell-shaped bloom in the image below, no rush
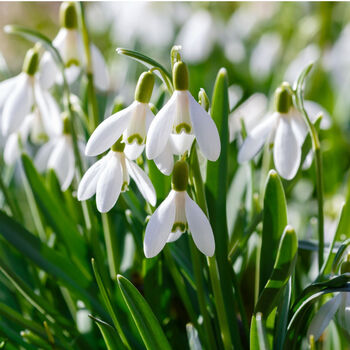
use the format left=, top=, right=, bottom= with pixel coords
left=144, top=160, right=215, bottom=258
left=238, top=82, right=307, bottom=180
left=85, top=71, right=155, bottom=160
left=40, top=2, right=109, bottom=90
left=0, top=48, right=62, bottom=137
left=307, top=260, right=350, bottom=341
left=78, top=138, right=156, bottom=213
left=146, top=61, right=221, bottom=175
left=35, top=117, right=77, bottom=191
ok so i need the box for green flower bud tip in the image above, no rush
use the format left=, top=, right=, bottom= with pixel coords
left=172, top=160, right=188, bottom=191
left=340, top=255, right=350, bottom=274
left=134, top=72, right=155, bottom=103
left=198, top=88, right=210, bottom=112
left=111, top=137, right=125, bottom=152
left=274, top=82, right=293, bottom=114
left=60, top=2, right=78, bottom=29
left=62, top=115, right=71, bottom=134
left=22, top=48, right=39, bottom=76
left=173, top=61, right=189, bottom=91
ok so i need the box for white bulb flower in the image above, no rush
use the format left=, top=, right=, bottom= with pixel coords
left=78, top=140, right=156, bottom=213
left=0, top=48, right=62, bottom=137
left=144, top=160, right=215, bottom=258
left=40, top=2, right=109, bottom=91
left=85, top=72, right=155, bottom=160
left=146, top=61, right=220, bottom=175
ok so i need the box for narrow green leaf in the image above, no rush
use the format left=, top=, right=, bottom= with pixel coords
left=117, top=275, right=172, bottom=350
left=91, top=259, right=130, bottom=349
left=250, top=313, right=270, bottom=350
left=255, top=226, right=298, bottom=317
left=21, top=153, right=89, bottom=278
left=90, top=316, right=126, bottom=350
left=259, top=170, right=288, bottom=292
left=0, top=320, right=36, bottom=350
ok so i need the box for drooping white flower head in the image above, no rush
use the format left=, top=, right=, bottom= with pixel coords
left=0, top=47, right=63, bottom=138
left=146, top=61, right=221, bottom=175
left=238, top=82, right=309, bottom=180
left=307, top=260, right=350, bottom=341
left=144, top=160, right=215, bottom=258
left=40, top=2, right=109, bottom=91
left=85, top=71, right=155, bottom=160
left=78, top=138, right=156, bottom=213
left=35, top=116, right=76, bottom=191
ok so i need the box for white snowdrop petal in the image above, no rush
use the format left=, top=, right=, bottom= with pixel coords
left=34, top=140, right=56, bottom=172
left=167, top=232, right=183, bottom=243
left=91, top=44, right=109, bottom=91
left=96, top=154, right=123, bottom=212
left=307, top=294, right=342, bottom=342
left=48, top=137, right=74, bottom=191
left=64, top=65, right=81, bottom=84
left=39, top=52, right=59, bottom=89
left=78, top=157, right=106, bottom=201
left=238, top=113, right=276, bottom=163
left=302, top=150, right=313, bottom=170
left=61, top=146, right=75, bottom=191
left=304, top=100, right=332, bottom=130
left=153, top=141, right=174, bottom=176
left=0, top=75, right=20, bottom=110
left=35, top=84, right=62, bottom=137
left=273, top=117, right=301, bottom=180
left=126, top=159, right=156, bottom=206
left=124, top=143, right=145, bottom=160
left=184, top=192, right=215, bottom=257
left=170, top=133, right=195, bottom=156
left=144, top=190, right=176, bottom=258
left=146, top=93, right=177, bottom=159
left=4, top=134, right=20, bottom=165
left=188, top=92, right=221, bottom=161
left=2, top=74, right=33, bottom=136
left=290, top=111, right=308, bottom=146
left=85, top=103, right=135, bottom=156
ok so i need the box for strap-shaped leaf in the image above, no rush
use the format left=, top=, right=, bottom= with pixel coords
left=90, top=316, right=126, bottom=350
left=250, top=313, right=270, bottom=350
left=259, top=170, right=287, bottom=292
left=255, top=226, right=298, bottom=317
left=21, top=153, right=89, bottom=277
left=117, top=275, right=172, bottom=350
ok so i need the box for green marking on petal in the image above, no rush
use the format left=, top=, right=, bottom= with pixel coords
left=171, top=222, right=187, bottom=233
left=65, top=58, right=80, bottom=68
left=127, top=134, right=144, bottom=145
left=175, top=123, right=191, bottom=134
left=121, top=182, right=129, bottom=192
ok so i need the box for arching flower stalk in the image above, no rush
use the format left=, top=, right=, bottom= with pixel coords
left=146, top=61, right=221, bottom=175
left=0, top=47, right=62, bottom=137
left=40, top=2, right=109, bottom=90
left=85, top=71, right=155, bottom=160
left=144, top=160, right=215, bottom=258
left=78, top=138, right=156, bottom=213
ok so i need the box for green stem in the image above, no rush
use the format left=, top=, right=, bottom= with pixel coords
left=78, top=2, right=100, bottom=130
left=189, top=147, right=233, bottom=350
left=188, top=240, right=217, bottom=350
left=102, top=212, right=119, bottom=280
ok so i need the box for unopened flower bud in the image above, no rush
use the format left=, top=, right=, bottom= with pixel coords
left=274, top=82, right=293, bottom=114
left=172, top=160, right=189, bottom=191
left=134, top=72, right=155, bottom=104
left=62, top=114, right=71, bottom=134
left=60, top=2, right=78, bottom=29
left=198, top=88, right=210, bottom=112
left=22, top=48, right=39, bottom=76
left=340, top=255, right=350, bottom=274
left=173, top=61, right=189, bottom=91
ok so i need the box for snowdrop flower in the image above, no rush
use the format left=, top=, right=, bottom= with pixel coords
left=238, top=82, right=308, bottom=180
left=40, top=2, right=109, bottom=90
left=146, top=61, right=220, bottom=175
left=0, top=47, right=61, bottom=137
left=78, top=138, right=156, bottom=213
left=85, top=71, right=155, bottom=160
left=35, top=117, right=76, bottom=191
left=144, top=160, right=215, bottom=258
left=307, top=259, right=350, bottom=341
